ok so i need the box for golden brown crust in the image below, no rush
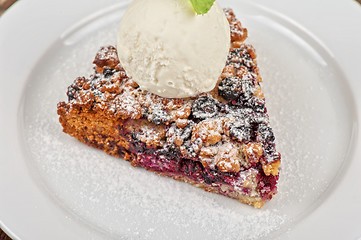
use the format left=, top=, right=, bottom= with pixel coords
left=157, top=172, right=265, bottom=208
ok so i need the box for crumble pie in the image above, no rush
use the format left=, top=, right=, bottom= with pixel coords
left=57, top=9, right=281, bottom=208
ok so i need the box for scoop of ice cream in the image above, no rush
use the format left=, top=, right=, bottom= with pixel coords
left=117, top=0, right=230, bottom=98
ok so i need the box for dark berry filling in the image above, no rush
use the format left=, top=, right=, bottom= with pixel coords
left=124, top=132, right=276, bottom=201
left=191, top=96, right=219, bottom=120
left=218, top=77, right=243, bottom=101
left=144, top=106, right=170, bottom=125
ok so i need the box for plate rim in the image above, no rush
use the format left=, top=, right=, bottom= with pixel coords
left=1, top=0, right=361, bottom=239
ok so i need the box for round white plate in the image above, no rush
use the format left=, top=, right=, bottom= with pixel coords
left=1, top=0, right=361, bottom=239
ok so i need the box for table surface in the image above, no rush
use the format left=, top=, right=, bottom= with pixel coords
left=0, top=4, right=18, bottom=240
left=0, top=0, right=361, bottom=239
left=0, top=5, right=17, bottom=239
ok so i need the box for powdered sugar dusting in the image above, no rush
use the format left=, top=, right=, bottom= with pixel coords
left=20, top=3, right=354, bottom=240
left=25, top=108, right=285, bottom=239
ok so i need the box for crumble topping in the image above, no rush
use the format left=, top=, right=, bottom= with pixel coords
left=234, top=168, right=259, bottom=197
left=224, top=8, right=248, bottom=49
left=60, top=9, right=280, bottom=176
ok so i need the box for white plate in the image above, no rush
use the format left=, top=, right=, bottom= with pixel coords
left=1, top=0, right=361, bottom=239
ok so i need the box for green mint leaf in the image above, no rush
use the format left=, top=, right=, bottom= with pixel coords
left=190, top=0, right=216, bottom=15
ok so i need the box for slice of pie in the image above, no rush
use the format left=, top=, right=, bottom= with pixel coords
left=57, top=9, right=281, bottom=208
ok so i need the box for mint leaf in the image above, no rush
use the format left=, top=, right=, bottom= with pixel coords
left=190, top=0, right=216, bottom=15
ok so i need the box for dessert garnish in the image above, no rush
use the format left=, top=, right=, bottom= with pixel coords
left=190, top=0, right=215, bottom=14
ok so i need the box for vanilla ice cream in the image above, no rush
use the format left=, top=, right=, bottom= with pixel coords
left=117, top=0, right=230, bottom=98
